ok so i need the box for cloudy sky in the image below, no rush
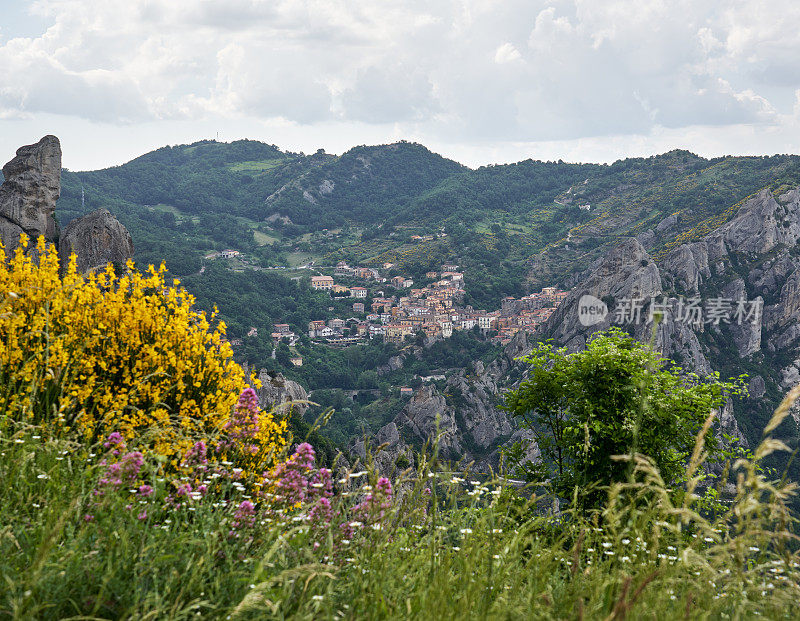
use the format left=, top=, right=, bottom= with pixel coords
left=2, top=0, right=800, bottom=170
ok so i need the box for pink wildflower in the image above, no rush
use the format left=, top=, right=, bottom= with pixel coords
left=104, top=432, right=125, bottom=454
left=309, top=468, right=333, bottom=499
left=229, top=500, right=257, bottom=537
left=353, top=477, right=393, bottom=524
left=183, top=441, right=208, bottom=470
left=309, top=497, right=333, bottom=527
left=223, top=388, right=260, bottom=453
left=266, top=442, right=316, bottom=506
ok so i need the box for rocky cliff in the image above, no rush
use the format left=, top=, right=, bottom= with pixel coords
left=0, top=136, right=133, bottom=272
left=0, top=135, right=61, bottom=255
left=353, top=331, right=534, bottom=473
left=58, top=208, right=135, bottom=273
left=255, top=370, right=309, bottom=416
left=544, top=187, right=800, bottom=450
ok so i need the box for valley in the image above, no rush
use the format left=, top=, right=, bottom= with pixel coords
left=38, top=138, right=800, bottom=479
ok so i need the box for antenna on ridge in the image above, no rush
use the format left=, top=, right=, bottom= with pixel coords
left=81, top=186, right=85, bottom=211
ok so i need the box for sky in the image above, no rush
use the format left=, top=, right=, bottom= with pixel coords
left=2, top=0, right=800, bottom=171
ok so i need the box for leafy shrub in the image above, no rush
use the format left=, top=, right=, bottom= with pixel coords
left=0, top=235, right=283, bottom=464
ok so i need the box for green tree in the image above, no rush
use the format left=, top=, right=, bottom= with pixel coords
left=503, top=328, right=746, bottom=508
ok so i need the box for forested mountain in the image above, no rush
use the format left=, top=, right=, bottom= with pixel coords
left=9, top=131, right=800, bottom=469
left=56, top=140, right=800, bottom=299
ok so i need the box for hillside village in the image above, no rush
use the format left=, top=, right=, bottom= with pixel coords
left=297, top=261, right=567, bottom=348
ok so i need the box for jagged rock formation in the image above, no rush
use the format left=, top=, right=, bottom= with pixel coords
left=353, top=331, right=534, bottom=473
left=546, top=237, right=662, bottom=351
left=255, top=370, right=309, bottom=416
left=0, top=135, right=61, bottom=255
left=59, top=208, right=135, bottom=273
left=0, top=135, right=134, bottom=272
left=544, top=187, right=800, bottom=450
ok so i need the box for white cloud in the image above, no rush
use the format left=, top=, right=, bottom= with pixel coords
left=2, top=0, right=800, bottom=167
left=494, top=43, right=521, bottom=64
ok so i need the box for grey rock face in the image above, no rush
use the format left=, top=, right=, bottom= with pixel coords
left=722, top=279, right=762, bottom=357
left=394, top=385, right=462, bottom=457
left=0, top=135, right=61, bottom=254
left=655, top=214, right=678, bottom=233
left=356, top=333, right=535, bottom=473
left=0, top=136, right=135, bottom=275
left=377, top=355, right=405, bottom=375
left=256, top=370, right=308, bottom=416
left=663, top=189, right=800, bottom=295
left=748, top=376, right=766, bottom=399
left=545, top=237, right=662, bottom=351
left=660, top=243, right=711, bottom=293
left=59, top=208, right=134, bottom=273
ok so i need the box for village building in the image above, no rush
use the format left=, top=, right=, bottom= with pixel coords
left=334, top=262, right=353, bottom=276
left=478, top=315, right=496, bottom=330
left=384, top=323, right=413, bottom=344
left=220, top=249, right=240, bottom=259
left=399, top=387, right=414, bottom=397
left=353, top=302, right=365, bottom=313
left=328, top=318, right=346, bottom=331
left=459, top=317, right=477, bottom=330
left=271, top=330, right=296, bottom=344
left=310, top=275, right=334, bottom=290
left=350, top=286, right=368, bottom=298
left=355, top=267, right=378, bottom=280
left=308, top=320, right=326, bottom=336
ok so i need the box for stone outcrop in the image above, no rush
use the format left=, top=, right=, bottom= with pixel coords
left=0, top=135, right=61, bottom=254
left=59, top=208, right=134, bottom=273
left=544, top=237, right=663, bottom=351
left=354, top=332, right=535, bottom=473
left=544, top=187, right=800, bottom=452
left=0, top=135, right=133, bottom=272
left=543, top=235, right=749, bottom=444
left=661, top=189, right=800, bottom=295
left=256, top=370, right=309, bottom=416
left=394, top=385, right=462, bottom=457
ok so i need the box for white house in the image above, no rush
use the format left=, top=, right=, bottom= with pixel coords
left=478, top=315, right=496, bottom=330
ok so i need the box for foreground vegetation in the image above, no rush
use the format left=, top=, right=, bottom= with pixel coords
left=2, top=242, right=800, bottom=619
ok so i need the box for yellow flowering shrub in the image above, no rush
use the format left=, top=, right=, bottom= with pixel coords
left=0, top=235, right=285, bottom=465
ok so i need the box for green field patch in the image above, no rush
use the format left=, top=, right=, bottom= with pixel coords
left=227, top=158, right=285, bottom=173
left=253, top=230, right=279, bottom=245
left=285, top=251, right=321, bottom=268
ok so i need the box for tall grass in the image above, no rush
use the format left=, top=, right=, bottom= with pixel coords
left=2, top=390, right=800, bottom=619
